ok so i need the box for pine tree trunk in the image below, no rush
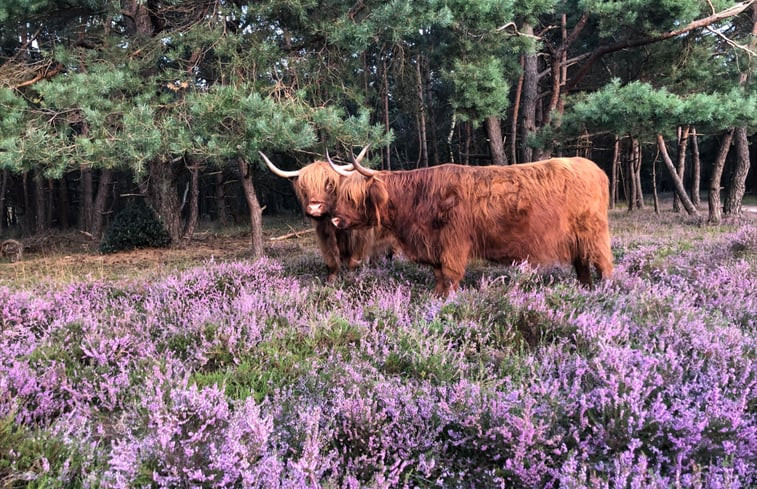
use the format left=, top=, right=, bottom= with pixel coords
left=215, top=171, right=228, bottom=227
left=382, top=57, right=391, bottom=170
left=0, top=169, right=6, bottom=234
left=520, top=23, right=538, bottom=164
left=90, top=169, right=112, bottom=239
left=656, top=134, right=698, bottom=217
left=724, top=4, right=756, bottom=217
left=626, top=141, right=637, bottom=212
left=22, top=172, right=30, bottom=235
left=708, top=129, right=735, bottom=224
left=238, top=157, right=264, bottom=258
left=58, top=174, right=69, bottom=230
left=633, top=138, right=644, bottom=209
left=147, top=158, right=182, bottom=245
left=34, top=170, right=46, bottom=234
left=690, top=127, right=701, bottom=209
left=724, top=127, right=750, bottom=217
left=486, top=116, right=508, bottom=165
left=182, top=160, right=200, bottom=241
left=510, top=56, right=524, bottom=165
left=652, top=150, right=660, bottom=214
left=673, top=126, right=690, bottom=213
left=80, top=165, right=94, bottom=232
left=610, top=136, right=620, bottom=209
left=415, top=56, right=429, bottom=168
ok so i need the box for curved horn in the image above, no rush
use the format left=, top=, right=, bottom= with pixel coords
left=259, top=151, right=300, bottom=179
left=353, top=144, right=371, bottom=165
left=350, top=145, right=377, bottom=177
left=326, top=150, right=355, bottom=177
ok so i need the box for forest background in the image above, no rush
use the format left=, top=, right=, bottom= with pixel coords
left=0, top=0, right=756, bottom=255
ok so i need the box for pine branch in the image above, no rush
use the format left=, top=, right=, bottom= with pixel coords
left=566, top=0, right=756, bottom=91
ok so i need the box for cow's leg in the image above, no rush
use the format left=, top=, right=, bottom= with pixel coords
left=434, top=245, right=468, bottom=296
left=573, top=258, right=592, bottom=286
left=316, top=222, right=341, bottom=282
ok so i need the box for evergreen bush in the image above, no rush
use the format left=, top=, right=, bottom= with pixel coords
left=100, top=200, right=171, bottom=253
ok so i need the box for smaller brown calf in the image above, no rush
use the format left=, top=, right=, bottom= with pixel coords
left=1, top=239, right=23, bottom=262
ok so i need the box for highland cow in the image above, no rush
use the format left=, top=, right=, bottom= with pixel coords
left=260, top=149, right=393, bottom=282
left=329, top=157, right=613, bottom=296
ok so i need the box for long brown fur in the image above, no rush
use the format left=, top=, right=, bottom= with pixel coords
left=332, top=157, right=613, bottom=295
left=276, top=161, right=394, bottom=282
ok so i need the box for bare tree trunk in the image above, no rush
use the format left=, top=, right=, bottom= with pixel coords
left=633, top=138, right=644, bottom=209
left=690, top=127, right=701, bottom=208
left=146, top=158, right=182, bottom=245
left=58, top=174, right=69, bottom=230
left=80, top=166, right=93, bottom=232
left=464, top=122, right=472, bottom=165
left=656, top=134, right=699, bottom=217
left=424, top=63, right=440, bottom=166
left=238, top=157, right=264, bottom=258
left=34, top=170, right=45, bottom=234
left=510, top=56, right=524, bottom=165
left=520, top=23, right=538, bottom=164
left=626, top=139, right=639, bottom=212
left=652, top=149, right=660, bottom=214
left=610, top=135, right=620, bottom=209
left=415, top=56, right=429, bottom=168
left=22, top=172, right=30, bottom=235
left=90, top=169, right=112, bottom=239
left=215, top=171, right=228, bottom=227
left=673, top=125, right=690, bottom=213
left=708, top=129, right=735, bottom=224
left=724, top=127, right=751, bottom=217
left=724, top=4, right=756, bottom=216
left=0, top=169, right=6, bottom=234
left=182, top=160, right=200, bottom=241
left=382, top=56, right=391, bottom=170
left=486, top=116, right=508, bottom=165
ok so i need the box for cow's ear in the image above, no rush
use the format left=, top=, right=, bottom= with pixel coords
left=367, top=178, right=389, bottom=227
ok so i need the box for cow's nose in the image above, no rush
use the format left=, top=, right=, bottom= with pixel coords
left=331, top=217, right=343, bottom=228
left=307, top=203, right=325, bottom=216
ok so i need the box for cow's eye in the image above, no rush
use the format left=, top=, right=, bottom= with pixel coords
left=326, top=182, right=335, bottom=192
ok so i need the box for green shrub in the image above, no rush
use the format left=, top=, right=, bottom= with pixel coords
left=100, top=200, right=171, bottom=253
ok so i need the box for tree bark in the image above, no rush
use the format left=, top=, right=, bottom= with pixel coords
left=215, top=171, right=228, bottom=227
left=690, top=127, right=701, bottom=208
left=90, top=169, right=112, bottom=239
left=633, top=138, right=644, bottom=209
left=520, top=23, right=538, bottom=164
left=656, top=134, right=699, bottom=217
left=415, top=56, right=429, bottom=168
left=724, top=127, right=750, bottom=216
left=673, top=125, right=690, bottom=213
left=238, top=157, right=264, bottom=258
left=510, top=56, right=524, bottom=164
left=486, top=116, right=508, bottom=165
left=708, top=129, right=735, bottom=224
left=724, top=4, right=757, bottom=216
left=0, top=169, right=6, bottom=234
left=382, top=56, right=391, bottom=170
left=34, top=170, right=46, bottom=234
left=610, top=135, right=620, bottom=209
left=182, top=159, right=200, bottom=241
left=80, top=166, right=93, bottom=232
left=652, top=149, right=660, bottom=214
left=146, top=157, right=182, bottom=245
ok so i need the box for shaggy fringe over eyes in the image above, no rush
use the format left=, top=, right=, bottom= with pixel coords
left=298, top=162, right=337, bottom=195
left=339, top=176, right=372, bottom=213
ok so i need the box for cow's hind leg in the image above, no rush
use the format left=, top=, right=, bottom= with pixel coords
left=573, top=258, right=592, bottom=287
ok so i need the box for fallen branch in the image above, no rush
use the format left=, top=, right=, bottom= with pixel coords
left=269, top=227, right=315, bottom=241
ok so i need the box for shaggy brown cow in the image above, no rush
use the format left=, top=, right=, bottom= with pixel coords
left=260, top=150, right=393, bottom=282
left=329, top=157, right=613, bottom=296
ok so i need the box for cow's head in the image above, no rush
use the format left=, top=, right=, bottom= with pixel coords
left=260, top=149, right=367, bottom=219
left=330, top=172, right=388, bottom=230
